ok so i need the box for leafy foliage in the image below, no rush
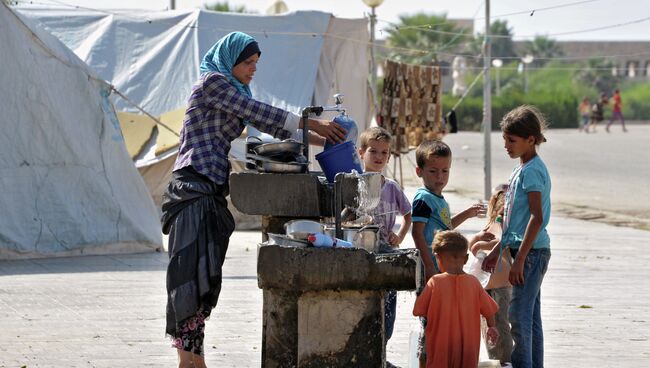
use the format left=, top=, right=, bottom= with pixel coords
left=469, top=20, right=518, bottom=60
left=575, top=59, right=622, bottom=94
left=204, top=1, right=253, bottom=13
left=522, top=36, right=563, bottom=67
left=382, top=12, right=650, bottom=128
left=384, top=13, right=470, bottom=65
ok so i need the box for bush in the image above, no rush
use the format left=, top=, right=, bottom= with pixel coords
left=443, top=92, right=578, bottom=131
left=622, top=82, right=650, bottom=119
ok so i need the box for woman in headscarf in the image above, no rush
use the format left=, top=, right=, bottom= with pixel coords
left=161, top=31, right=346, bottom=368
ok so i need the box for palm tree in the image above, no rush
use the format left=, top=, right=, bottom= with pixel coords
left=384, top=13, right=469, bottom=65
left=522, top=36, right=563, bottom=66
left=204, top=1, right=252, bottom=13
left=469, top=20, right=517, bottom=60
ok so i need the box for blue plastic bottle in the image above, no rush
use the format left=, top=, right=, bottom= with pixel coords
left=324, top=114, right=358, bottom=151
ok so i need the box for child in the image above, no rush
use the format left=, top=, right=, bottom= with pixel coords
left=588, top=92, right=607, bottom=133
left=483, top=105, right=552, bottom=368
left=413, top=230, right=499, bottom=368
left=606, top=89, right=627, bottom=132
left=411, top=139, right=486, bottom=367
left=577, top=96, right=590, bottom=133
left=468, top=188, right=512, bottom=365
left=357, top=126, right=412, bottom=346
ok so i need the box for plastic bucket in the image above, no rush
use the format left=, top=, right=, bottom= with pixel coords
left=315, top=141, right=363, bottom=183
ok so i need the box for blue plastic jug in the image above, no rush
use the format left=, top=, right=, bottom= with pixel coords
left=324, top=114, right=358, bottom=151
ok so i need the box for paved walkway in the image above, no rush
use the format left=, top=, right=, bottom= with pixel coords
left=1, top=190, right=649, bottom=367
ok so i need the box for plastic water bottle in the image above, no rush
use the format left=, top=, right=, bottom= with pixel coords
left=307, top=233, right=353, bottom=248
left=466, top=251, right=491, bottom=288
left=323, top=114, right=358, bottom=151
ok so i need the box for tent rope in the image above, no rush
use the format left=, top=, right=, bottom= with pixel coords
left=110, top=88, right=180, bottom=137
left=6, top=3, right=181, bottom=139
left=451, top=69, right=485, bottom=112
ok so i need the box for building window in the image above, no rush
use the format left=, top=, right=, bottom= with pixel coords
left=645, top=61, right=650, bottom=77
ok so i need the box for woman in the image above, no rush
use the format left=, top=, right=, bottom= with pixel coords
left=161, top=31, right=345, bottom=368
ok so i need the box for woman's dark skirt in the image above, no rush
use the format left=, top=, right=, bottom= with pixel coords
left=161, top=166, right=235, bottom=354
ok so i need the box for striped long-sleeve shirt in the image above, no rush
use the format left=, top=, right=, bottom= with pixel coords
left=173, top=72, right=300, bottom=184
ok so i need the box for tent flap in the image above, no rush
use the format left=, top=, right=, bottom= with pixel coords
left=1, top=3, right=162, bottom=259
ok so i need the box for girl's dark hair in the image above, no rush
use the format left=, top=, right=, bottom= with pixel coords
left=499, top=105, right=548, bottom=145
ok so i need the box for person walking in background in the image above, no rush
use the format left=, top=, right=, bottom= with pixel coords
left=588, top=92, right=607, bottom=133
left=357, top=126, right=412, bottom=357
left=606, top=89, right=627, bottom=132
left=483, top=105, right=552, bottom=368
left=577, top=96, right=590, bottom=133
left=161, top=31, right=346, bottom=368
left=468, top=188, right=513, bottom=365
left=413, top=230, right=499, bottom=368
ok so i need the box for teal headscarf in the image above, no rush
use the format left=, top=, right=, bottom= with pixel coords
left=200, top=31, right=258, bottom=99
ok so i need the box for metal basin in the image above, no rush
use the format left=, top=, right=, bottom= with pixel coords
left=253, top=139, right=303, bottom=156
left=284, top=219, right=323, bottom=240
left=325, top=225, right=380, bottom=251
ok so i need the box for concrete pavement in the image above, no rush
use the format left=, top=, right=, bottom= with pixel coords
left=1, top=190, right=649, bottom=367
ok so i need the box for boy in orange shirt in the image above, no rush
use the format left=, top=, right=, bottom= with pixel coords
left=413, top=230, right=499, bottom=368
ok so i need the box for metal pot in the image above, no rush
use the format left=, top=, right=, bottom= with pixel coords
left=325, top=224, right=380, bottom=251
left=246, top=153, right=308, bottom=173
left=284, top=219, right=323, bottom=240
left=253, top=139, right=303, bottom=156
left=257, top=160, right=307, bottom=173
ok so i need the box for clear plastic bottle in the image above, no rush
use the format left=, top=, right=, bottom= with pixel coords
left=307, top=233, right=353, bottom=248
left=466, top=251, right=491, bottom=288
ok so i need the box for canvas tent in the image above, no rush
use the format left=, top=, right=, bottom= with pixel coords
left=0, top=3, right=162, bottom=259
left=18, top=6, right=371, bottom=205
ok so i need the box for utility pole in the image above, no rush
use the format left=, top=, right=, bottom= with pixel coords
left=482, top=0, right=492, bottom=200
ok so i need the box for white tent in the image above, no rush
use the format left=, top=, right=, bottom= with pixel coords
left=0, top=3, right=162, bottom=259
left=18, top=6, right=371, bottom=205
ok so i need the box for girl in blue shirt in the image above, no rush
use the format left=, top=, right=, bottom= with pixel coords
left=484, top=105, right=551, bottom=368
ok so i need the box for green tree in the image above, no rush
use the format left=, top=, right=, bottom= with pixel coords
left=469, top=20, right=517, bottom=60
left=576, top=59, right=622, bottom=94
left=522, top=36, right=563, bottom=66
left=384, top=13, right=469, bottom=65
left=204, top=1, right=252, bottom=13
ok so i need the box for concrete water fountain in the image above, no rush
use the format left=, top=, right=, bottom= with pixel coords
left=231, top=156, right=421, bottom=368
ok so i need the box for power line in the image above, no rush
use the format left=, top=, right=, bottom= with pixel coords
left=477, top=0, right=603, bottom=20
left=379, top=13, right=650, bottom=40
left=16, top=0, right=650, bottom=64
left=376, top=0, right=602, bottom=32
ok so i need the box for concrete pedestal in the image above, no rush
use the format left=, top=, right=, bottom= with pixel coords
left=257, top=245, right=420, bottom=367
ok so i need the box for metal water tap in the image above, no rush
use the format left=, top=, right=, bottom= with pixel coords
left=322, top=93, right=346, bottom=114
left=299, top=93, right=346, bottom=161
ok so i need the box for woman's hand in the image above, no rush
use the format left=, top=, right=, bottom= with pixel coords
left=308, top=119, right=347, bottom=144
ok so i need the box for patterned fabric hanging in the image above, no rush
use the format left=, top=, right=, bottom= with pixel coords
left=379, top=60, right=443, bottom=153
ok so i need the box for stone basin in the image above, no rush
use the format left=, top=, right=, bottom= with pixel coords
left=257, top=245, right=421, bottom=367
left=229, top=171, right=377, bottom=218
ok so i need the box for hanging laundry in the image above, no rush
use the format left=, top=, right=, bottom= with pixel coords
left=379, top=60, right=443, bottom=153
